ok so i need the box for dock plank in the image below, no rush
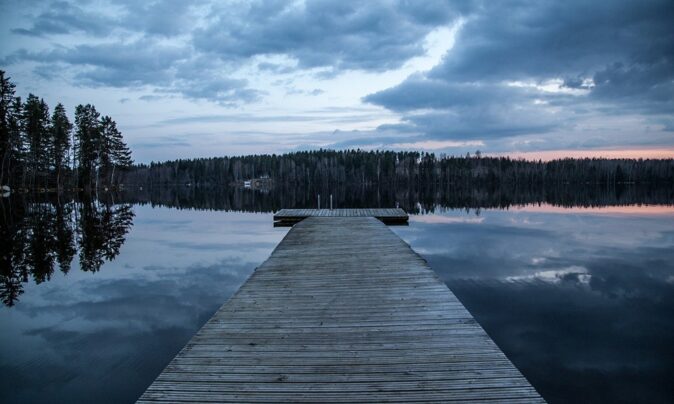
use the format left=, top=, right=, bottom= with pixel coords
left=138, top=216, right=543, bottom=403
left=273, top=208, right=408, bottom=225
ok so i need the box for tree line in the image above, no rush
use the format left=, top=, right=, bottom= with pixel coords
left=0, top=70, right=132, bottom=192
left=122, top=149, right=674, bottom=189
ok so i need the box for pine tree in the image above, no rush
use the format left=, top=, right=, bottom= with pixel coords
left=74, top=104, right=101, bottom=189
left=0, top=70, right=16, bottom=187
left=7, top=97, right=24, bottom=187
left=50, top=103, right=72, bottom=190
left=99, top=116, right=116, bottom=186
left=1, top=71, right=135, bottom=191
left=108, top=118, right=132, bottom=184
left=98, top=116, right=132, bottom=186
left=23, top=95, right=51, bottom=189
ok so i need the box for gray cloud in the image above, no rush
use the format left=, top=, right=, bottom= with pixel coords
left=3, top=37, right=261, bottom=105
left=11, top=0, right=202, bottom=38
left=428, top=0, right=673, bottom=84
left=591, top=59, right=674, bottom=113
left=1, top=0, right=672, bottom=152
left=121, top=0, right=200, bottom=38
left=5, top=39, right=188, bottom=88
left=156, top=112, right=387, bottom=126
left=2, top=0, right=464, bottom=106
left=365, top=76, right=566, bottom=140
left=1, top=2, right=255, bottom=104
left=257, top=62, right=296, bottom=74
left=10, top=1, right=117, bottom=37
left=365, top=0, right=674, bottom=149
left=138, top=94, right=167, bottom=102
left=192, top=0, right=461, bottom=72
left=365, top=75, right=542, bottom=112
left=167, top=76, right=263, bottom=105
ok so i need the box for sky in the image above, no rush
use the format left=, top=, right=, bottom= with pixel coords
left=0, top=0, right=673, bottom=163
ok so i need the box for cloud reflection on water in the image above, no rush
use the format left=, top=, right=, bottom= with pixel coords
left=394, top=207, right=674, bottom=403
left=0, top=208, right=288, bottom=403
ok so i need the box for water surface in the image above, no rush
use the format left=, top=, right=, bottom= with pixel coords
left=393, top=205, right=674, bottom=403
left=0, top=204, right=288, bottom=403
left=1, top=195, right=673, bottom=403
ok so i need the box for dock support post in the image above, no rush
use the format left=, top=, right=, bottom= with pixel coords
left=330, top=194, right=333, bottom=210
left=317, top=194, right=320, bottom=209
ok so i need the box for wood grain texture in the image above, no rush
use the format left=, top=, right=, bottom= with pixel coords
left=138, top=216, right=544, bottom=403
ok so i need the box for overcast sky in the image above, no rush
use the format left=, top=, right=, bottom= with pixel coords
left=1, top=0, right=672, bottom=162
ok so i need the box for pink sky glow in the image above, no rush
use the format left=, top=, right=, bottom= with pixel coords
left=492, top=148, right=674, bottom=161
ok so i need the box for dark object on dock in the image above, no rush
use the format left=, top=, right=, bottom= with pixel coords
left=139, top=213, right=543, bottom=403
left=274, top=208, right=409, bottom=226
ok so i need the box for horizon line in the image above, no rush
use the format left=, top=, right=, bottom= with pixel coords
left=134, top=147, right=674, bottom=164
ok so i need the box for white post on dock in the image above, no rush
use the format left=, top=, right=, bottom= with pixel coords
left=318, top=194, right=321, bottom=209
left=330, top=194, right=333, bottom=210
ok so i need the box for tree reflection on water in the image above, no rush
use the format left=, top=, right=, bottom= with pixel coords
left=1, top=182, right=672, bottom=307
left=0, top=196, right=134, bottom=306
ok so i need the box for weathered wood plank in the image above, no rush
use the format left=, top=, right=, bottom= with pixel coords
left=138, top=216, right=543, bottom=402
left=273, top=208, right=409, bottom=225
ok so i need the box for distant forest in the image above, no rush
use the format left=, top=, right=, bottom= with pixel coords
left=0, top=70, right=132, bottom=191
left=123, top=150, right=674, bottom=189
left=3, top=68, right=673, bottom=196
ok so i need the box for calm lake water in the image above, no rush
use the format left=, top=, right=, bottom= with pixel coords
left=1, top=196, right=673, bottom=403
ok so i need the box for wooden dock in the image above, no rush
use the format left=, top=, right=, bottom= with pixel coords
left=274, top=208, right=408, bottom=226
left=139, top=213, right=543, bottom=402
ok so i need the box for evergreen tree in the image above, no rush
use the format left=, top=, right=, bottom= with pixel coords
left=23, top=95, right=51, bottom=189
left=99, top=116, right=115, bottom=185
left=7, top=97, right=24, bottom=187
left=0, top=70, right=16, bottom=187
left=0, top=71, right=134, bottom=191
left=105, top=117, right=132, bottom=184
left=74, top=104, right=101, bottom=189
left=50, top=103, right=72, bottom=190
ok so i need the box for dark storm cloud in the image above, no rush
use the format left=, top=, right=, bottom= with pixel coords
left=192, top=0, right=461, bottom=71
left=366, top=0, right=674, bottom=146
